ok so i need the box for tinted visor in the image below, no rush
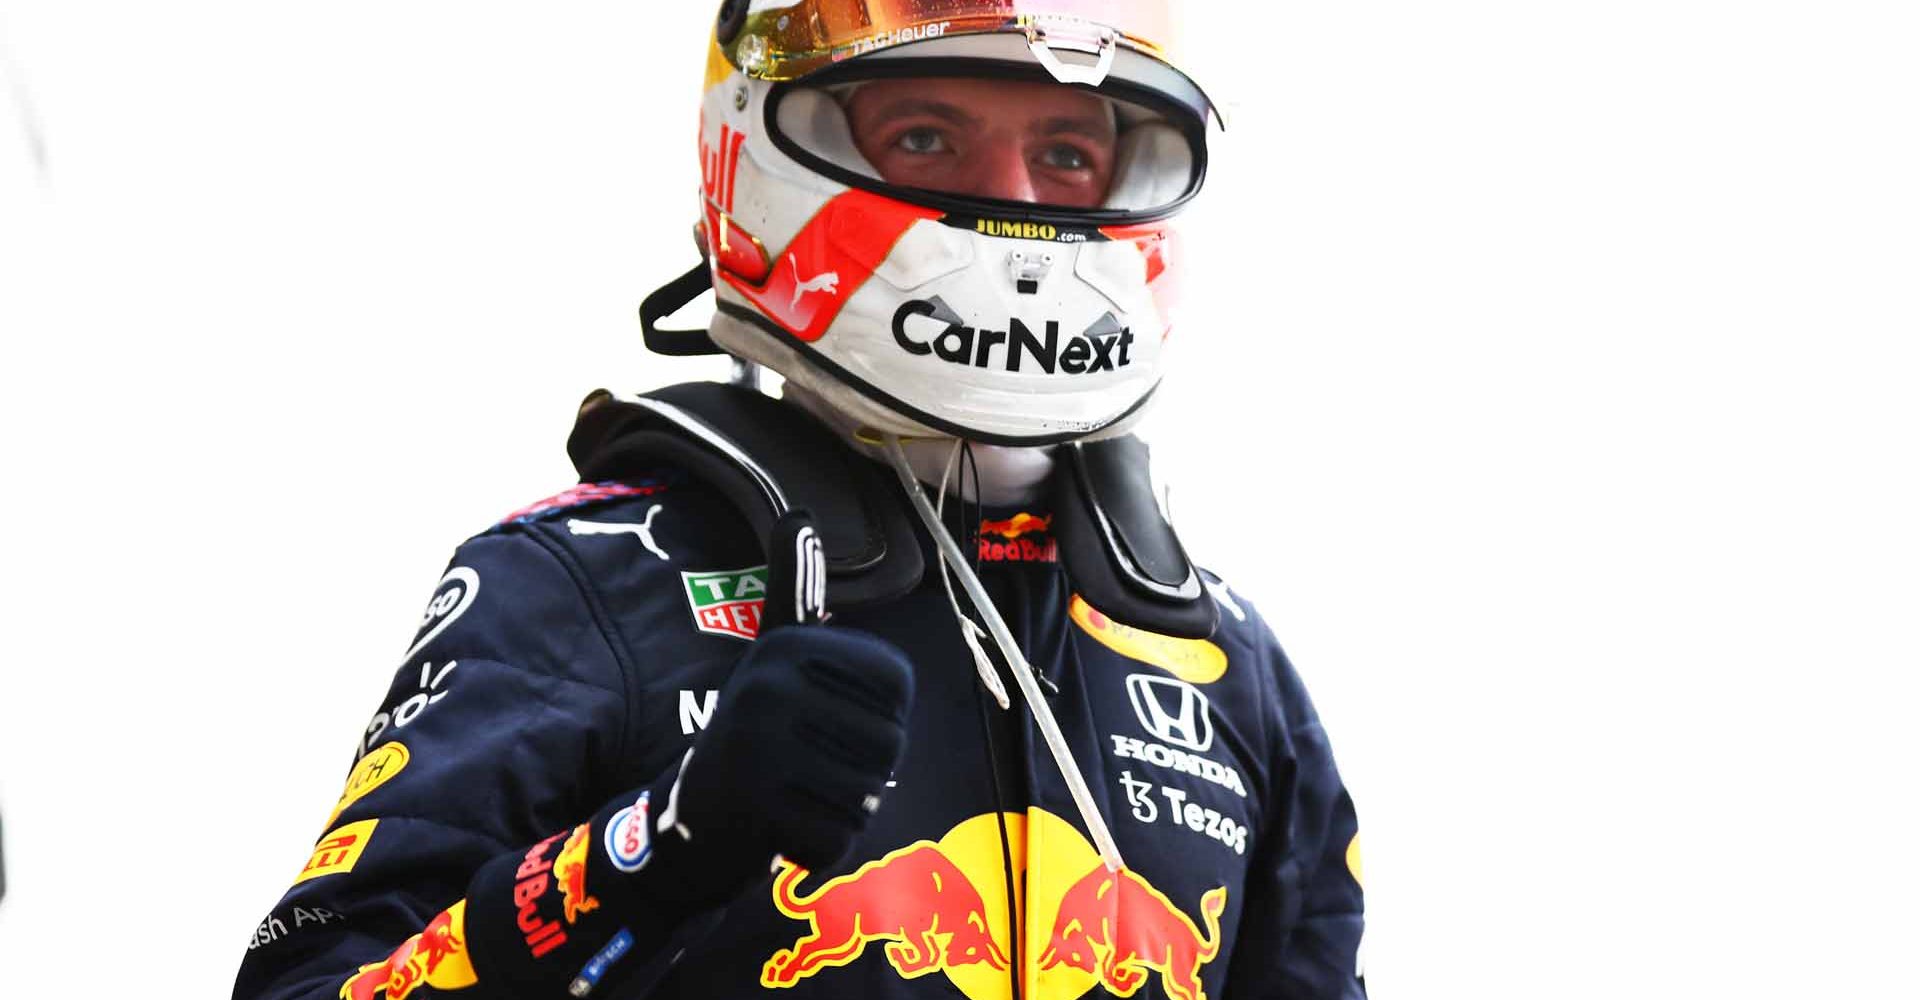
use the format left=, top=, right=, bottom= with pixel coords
left=720, top=0, right=1183, bottom=82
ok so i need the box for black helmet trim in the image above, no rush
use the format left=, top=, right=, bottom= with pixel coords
left=763, top=56, right=1211, bottom=230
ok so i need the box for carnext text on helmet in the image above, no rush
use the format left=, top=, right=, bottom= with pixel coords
left=892, top=300, right=1136, bottom=375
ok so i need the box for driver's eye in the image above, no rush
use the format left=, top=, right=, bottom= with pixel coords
left=896, top=127, right=950, bottom=155
left=1039, top=144, right=1091, bottom=171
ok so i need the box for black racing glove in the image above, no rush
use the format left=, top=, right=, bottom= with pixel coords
left=639, top=509, right=916, bottom=902
left=461, top=511, right=913, bottom=997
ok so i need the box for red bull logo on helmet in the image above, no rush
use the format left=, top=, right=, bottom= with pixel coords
left=762, top=810, right=1227, bottom=1000
left=338, top=899, right=478, bottom=1000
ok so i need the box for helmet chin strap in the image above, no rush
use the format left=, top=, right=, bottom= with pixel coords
left=881, top=433, right=1126, bottom=874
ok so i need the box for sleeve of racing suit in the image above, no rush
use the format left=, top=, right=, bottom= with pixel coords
left=232, top=526, right=714, bottom=1000
left=1225, top=637, right=1368, bottom=999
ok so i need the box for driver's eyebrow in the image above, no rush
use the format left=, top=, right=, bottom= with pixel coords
left=1032, top=115, right=1118, bottom=142
left=864, top=99, right=981, bottom=129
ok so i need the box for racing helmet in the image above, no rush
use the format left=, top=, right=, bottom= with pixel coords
left=689, top=0, right=1221, bottom=446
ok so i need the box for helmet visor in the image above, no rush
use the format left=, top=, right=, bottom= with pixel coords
left=773, top=77, right=1203, bottom=219
left=721, top=0, right=1183, bottom=83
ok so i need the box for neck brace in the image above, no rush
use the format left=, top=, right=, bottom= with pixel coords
left=567, top=381, right=1217, bottom=639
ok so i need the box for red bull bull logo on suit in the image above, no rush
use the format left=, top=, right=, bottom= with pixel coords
left=1037, top=871, right=1227, bottom=1000
left=762, top=843, right=1010, bottom=986
left=979, top=513, right=1051, bottom=541
left=762, top=810, right=1228, bottom=1000
left=337, top=900, right=478, bottom=1000
left=553, top=823, right=601, bottom=925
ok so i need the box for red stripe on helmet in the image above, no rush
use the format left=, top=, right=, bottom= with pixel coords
left=721, top=190, right=942, bottom=343
left=1099, top=221, right=1182, bottom=337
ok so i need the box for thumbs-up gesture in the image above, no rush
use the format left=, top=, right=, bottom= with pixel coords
left=663, top=511, right=915, bottom=891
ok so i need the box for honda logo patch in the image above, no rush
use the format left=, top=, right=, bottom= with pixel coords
left=1124, top=674, right=1214, bottom=752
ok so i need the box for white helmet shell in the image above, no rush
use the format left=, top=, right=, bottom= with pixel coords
left=694, top=4, right=1214, bottom=445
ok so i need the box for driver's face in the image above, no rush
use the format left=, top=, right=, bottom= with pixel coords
left=845, top=77, right=1119, bottom=208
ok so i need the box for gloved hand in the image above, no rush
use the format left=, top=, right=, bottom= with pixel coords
left=640, top=510, right=915, bottom=903
left=461, top=512, right=913, bottom=997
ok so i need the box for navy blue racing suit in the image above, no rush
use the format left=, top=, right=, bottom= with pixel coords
left=232, top=456, right=1366, bottom=1000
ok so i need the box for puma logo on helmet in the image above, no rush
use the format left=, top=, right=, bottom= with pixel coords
left=789, top=255, right=841, bottom=309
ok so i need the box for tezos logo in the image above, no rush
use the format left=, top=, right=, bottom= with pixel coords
left=893, top=298, right=1134, bottom=376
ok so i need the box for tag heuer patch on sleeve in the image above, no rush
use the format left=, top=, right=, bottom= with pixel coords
left=681, top=566, right=768, bottom=641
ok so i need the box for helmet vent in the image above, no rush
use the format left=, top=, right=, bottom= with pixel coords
left=1008, top=250, right=1058, bottom=296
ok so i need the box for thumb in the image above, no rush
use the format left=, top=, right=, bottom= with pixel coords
left=760, top=509, right=826, bottom=630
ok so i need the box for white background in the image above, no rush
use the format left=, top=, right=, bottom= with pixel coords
left=2, top=2, right=1916, bottom=997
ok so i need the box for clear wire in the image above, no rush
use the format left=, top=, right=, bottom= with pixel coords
left=884, top=433, right=1124, bottom=872
left=935, top=439, right=1012, bottom=711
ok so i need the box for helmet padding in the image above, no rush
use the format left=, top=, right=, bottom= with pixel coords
left=1103, top=122, right=1193, bottom=211
left=774, top=87, right=883, bottom=181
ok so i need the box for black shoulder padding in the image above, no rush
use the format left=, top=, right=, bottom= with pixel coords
left=1051, top=438, right=1218, bottom=640
left=566, top=382, right=1215, bottom=636
left=567, top=383, right=924, bottom=608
